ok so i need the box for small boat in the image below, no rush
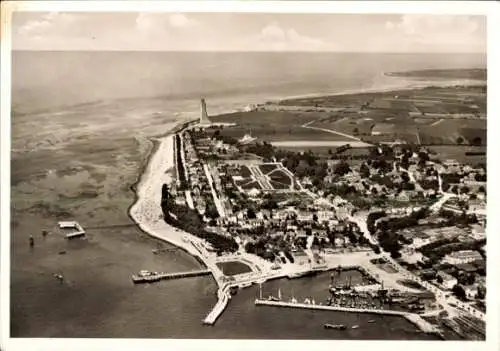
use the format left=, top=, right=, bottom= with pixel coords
left=351, top=325, right=359, bottom=329
left=324, top=323, right=347, bottom=330
left=368, top=320, right=375, bottom=323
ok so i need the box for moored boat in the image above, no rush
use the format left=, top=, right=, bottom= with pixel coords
left=324, top=323, right=347, bottom=330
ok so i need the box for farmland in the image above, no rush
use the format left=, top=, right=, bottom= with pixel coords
left=210, top=110, right=353, bottom=142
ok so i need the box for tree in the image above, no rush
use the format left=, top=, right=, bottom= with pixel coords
left=247, top=207, right=256, bottom=219
left=452, top=284, right=467, bottom=300
left=360, top=163, right=370, bottom=178
left=334, top=161, right=351, bottom=176
left=390, top=250, right=402, bottom=259
left=476, top=285, right=486, bottom=300
left=353, top=127, right=359, bottom=136
left=418, top=151, right=430, bottom=162
left=456, top=136, right=464, bottom=145
left=436, top=275, right=444, bottom=284
left=205, top=203, right=219, bottom=219
left=472, top=136, right=482, bottom=146
left=312, top=213, right=318, bottom=222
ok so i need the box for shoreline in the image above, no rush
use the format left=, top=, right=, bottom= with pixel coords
left=272, top=77, right=485, bottom=105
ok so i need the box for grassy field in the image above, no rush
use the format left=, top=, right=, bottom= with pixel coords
left=216, top=261, right=252, bottom=276
left=428, top=146, right=486, bottom=164
left=418, top=119, right=486, bottom=145
left=217, top=124, right=351, bottom=142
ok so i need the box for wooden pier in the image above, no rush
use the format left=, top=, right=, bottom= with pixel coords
left=132, top=269, right=211, bottom=284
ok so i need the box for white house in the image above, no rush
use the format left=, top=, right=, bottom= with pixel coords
left=461, top=285, right=478, bottom=300
left=443, top=250, right=483, bottom=265
left=437, top=271, right=458, bottom=290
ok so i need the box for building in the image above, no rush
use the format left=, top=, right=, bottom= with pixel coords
left=239, top=133, right=257, bottom=144
left=437, top=271, right=458, bottom=290
left=443, top=250, right=483, bottom=265
left=199, top=98, right=213, bottom=125
left=463, top=285, right=478, bottom=300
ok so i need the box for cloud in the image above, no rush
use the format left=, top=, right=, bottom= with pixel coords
left=17, top=12, right=76, bottom=37
left=258, top=22, right=324, bottom=50
left=135, top=12, right=199, bottom=35
left=169, top=13, right=200, bottom=28
left=385, top=15, right=482, bottom=45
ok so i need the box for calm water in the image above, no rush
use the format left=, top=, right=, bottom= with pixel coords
left=10, top=51, right=482, bottom=339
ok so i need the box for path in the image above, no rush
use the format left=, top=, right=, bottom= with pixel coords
left=301, top=120, right=371, bottom=144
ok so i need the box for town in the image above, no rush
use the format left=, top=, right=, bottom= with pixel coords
left=152, top=94, right=486, bottom=340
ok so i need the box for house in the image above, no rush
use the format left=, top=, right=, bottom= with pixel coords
left=443, top=250, right=483, bottom=265
left=317, top=210, right=335, bottom=222
left=470, top=224, right=486, bottom=240
left=247, top=188, right=261, bottom=197
left=463, top=285, right=478, bottom=300
left=296, top=210, right=314, bottom=223
left=437, top=271, right=458, bottom=290
left=419, top=269, right=437, bottom=280
left=454, top=263, right=477, bottom=274
left=397, top=191, right=411, bottom=202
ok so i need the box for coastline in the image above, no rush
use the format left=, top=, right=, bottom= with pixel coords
left=272, top=76, right=485, bottom=105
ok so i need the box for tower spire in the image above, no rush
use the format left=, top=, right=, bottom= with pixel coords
left=200, top=98, right=212, bottom=125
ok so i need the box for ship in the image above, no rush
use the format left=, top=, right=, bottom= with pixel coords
left=268, top=288, right=282, bottom=301
left=324, top=323, right=347, bottom=330
left=351, top=325, right=359, bottom=329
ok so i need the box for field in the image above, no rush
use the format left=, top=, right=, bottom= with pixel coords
left=210, top=110, right=354, bottom=142
left=216, top=124, right=351, bottom=142
left=418, top=119, right=486, bottom=146
left=428, top=146, right=486, bottom=165
left=216, top=261, right=252, bottom=276
left=268, top=84, right=486, bottom=147
left=259, top=163, right=279, bottom=174
left=239, top=180, right=263, bottom=190
left=268, top=169, right=292, bottom=185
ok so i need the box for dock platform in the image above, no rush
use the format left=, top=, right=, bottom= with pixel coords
left=132, top=269, right=211, bottom=283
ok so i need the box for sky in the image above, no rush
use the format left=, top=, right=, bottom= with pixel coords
left=11, top=12, right=486, bottom=53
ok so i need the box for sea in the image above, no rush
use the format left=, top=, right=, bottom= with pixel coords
left=9, top=51, right=485, bottom=339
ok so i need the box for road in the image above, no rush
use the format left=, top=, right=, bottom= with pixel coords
left=203, top=164, right=226, bottom=218
left=301, top=120, right=371, bottom=144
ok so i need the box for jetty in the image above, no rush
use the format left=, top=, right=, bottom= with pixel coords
left=132, top=269, right=211, bottom=283
left=203, top=286, right=231, bottom=325
left=254, top=299, right=441, bottom=334
left=58, top=221, right=85, bottom=239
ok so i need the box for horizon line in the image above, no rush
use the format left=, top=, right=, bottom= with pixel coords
left=11, top=49, right=487, bottom=55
